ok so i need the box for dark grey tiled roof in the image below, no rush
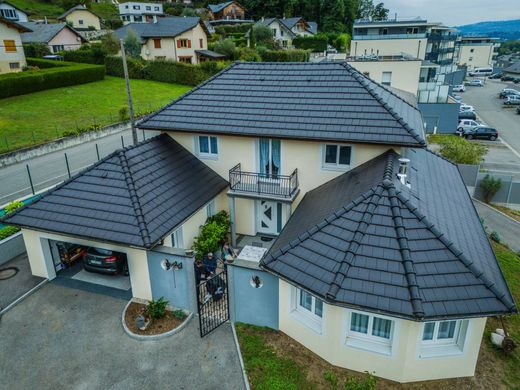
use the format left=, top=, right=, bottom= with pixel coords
left=20, top=22, right=85, bottom=43
left=208, top=1, right=232, bottom=13
left=195, top=49, right=226, bottom=58
left=138, top=62, right=426, bottom=147
left=113, top=17, right=202, bottom=41
left=504, top=60, right=520, bottom=75
left=261, top=148, right=517, bottom=320
left=3, top=135, right=228, bottom=249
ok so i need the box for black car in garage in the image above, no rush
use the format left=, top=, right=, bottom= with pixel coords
left=463, top=126, right=499, bottom=141
left=83, top=248, right=128, bottom=275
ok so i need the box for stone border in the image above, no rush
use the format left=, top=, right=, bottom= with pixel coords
left=473, top=198, right=520, bottom=225
left=121, top=298, right=193, bottom=341
left=231, top=322, right=251, bottom=390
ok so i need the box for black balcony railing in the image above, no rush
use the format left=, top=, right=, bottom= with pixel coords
left=229, top=163, right=299, bottom=198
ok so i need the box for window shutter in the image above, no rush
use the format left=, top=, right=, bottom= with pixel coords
left=187, top=39, right=191, bottom=48
left=177, top=40, right=181, bottom=48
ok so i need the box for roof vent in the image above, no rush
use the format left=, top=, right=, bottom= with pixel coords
left=397, top=158, right=411, bottom=187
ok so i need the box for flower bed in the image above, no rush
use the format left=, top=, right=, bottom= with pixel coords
left=123, top=300, right=190, bottom=337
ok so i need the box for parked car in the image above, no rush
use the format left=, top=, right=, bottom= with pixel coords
left=468, top=79, right=484, bottom=86
left=452, top=94, right=463, bottom=102
left=459, top=103, right=475, bottom=112
left=458, top=110, right=477, bottom=120
left=501, top=75, right=514, bottom=82
left=469, top=67, right=493, bottom=77
left=452, top=84, right=465, bottom=92
left=457, top=119, right=482, bottom=134
left=514, top=78, right=520, bottom=84
left=463, top=126, right=498, bottom=141
left=83, top=247, right=128, bottom=275
left=517, top=106, right=520, bottom=115
left=504, top=95, right=520, bottom=105
left=499, top=88, right=520, bottom=98
left=489, top=73, right=502, bottom=79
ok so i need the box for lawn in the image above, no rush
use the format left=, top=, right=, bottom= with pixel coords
left=9, top=0, right=64, bottom=19
left=236, top=242, right=520, bottom=389
left=0, top=76, right=190, bottom=153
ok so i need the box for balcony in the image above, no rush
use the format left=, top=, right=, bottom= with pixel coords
left=352, top=33, right=426, bottom=40
left=229, top=163, right=299, bottom=200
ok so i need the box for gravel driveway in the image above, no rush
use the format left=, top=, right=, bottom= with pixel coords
left=0, top=283, right=245, bottom=390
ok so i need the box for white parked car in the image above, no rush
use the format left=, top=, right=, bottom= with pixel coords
left=468, top=79, right=484, bottom=87
left=460, top=104, right=475, bottom=112
left=457, top=119, right=482, bottom=135
left=504, top=95, right=520, bottom=105
left=452, top=84, right=466, bottom=92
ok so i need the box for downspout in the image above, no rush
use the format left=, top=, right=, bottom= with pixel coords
left=173, top=35, right=178, bottom=62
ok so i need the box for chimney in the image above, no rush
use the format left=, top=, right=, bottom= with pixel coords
left=397, top=158, right=411, bottom=186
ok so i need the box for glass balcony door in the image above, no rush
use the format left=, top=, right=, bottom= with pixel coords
left=259, top=138, right=281, bottom=179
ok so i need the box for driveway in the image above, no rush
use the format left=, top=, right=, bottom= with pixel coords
left=474, top=199, right=520, bottom=253
left=0, top=284, right=245, bottom=390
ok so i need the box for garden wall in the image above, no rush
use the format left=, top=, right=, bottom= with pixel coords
left=0, top=232, right=25, bottom=265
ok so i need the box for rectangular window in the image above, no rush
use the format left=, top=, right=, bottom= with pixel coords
left=1, top=9, right=18, bottom=19
left=206, top=199, right=216, bottom=219
left=419, top=320, right=469, bottom=358
left=197, top=135, right=218, bottom=158
left=3, top=39, right=16, bottom=52
left=52, top=45, right=64, bottom=53
left=153, top=39, right=161, bottom=49
left=171, top=226, right=183, bottom=249
left=154, top=6, right=160, bottom=11
left=322, top=144, right=352, bottom=170
left=78, top=19, right=84, bottom=25
left=134, top=15, right=143, bottom=22
left=177, top=39, right=190, bottom=48
left=272, top=28, right=277, bottom=36
left=178, top=56, right=192, bottom=64
left=291, top=288, right=324, bottom=333
left=9, top=62, right=20, bottom=69
left=146, top=6, right=151, bottom=10
left=346, top=311, right=395, bottom=355
left=382, top=71, right=392, bottom=86
left=199, top=38, right=203, bottom=48
left=133, top=5, right=140, bottom=9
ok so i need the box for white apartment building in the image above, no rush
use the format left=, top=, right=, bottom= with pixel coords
left=118, top=2, right=163, bottom=24
left=457, top=36, right=500, bottom=70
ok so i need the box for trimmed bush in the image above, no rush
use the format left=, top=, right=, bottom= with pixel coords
left=104, top=55, right=144, bottom=78
left=0, top=59, right=105, bottom=99
left=215, top=23, right=253, bottom=35
left=0, top=225, right=20, bottom=240
left=260, top=49, right=310, bottom=62
left=142, top=59, right=230, bottom=86
left=293, top=36, right=328, bottom=52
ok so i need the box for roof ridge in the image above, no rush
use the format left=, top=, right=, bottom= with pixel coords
left=137, top=62, right=240, bottom=128
left=326, top=185, right=385, bottom=300
left=117, top=150, right=152, bottom=248
left=394, top=190, right=517, bottom=312
left=342, top=62, right=425, bottom=146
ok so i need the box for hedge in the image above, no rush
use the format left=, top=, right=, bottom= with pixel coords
left=105, top=55, right=145, bottom=79
left=260, top=49, right=310, bottom=62
left=0, top=59, right=105, bottom=98
left=214, top=23, right=253, bottom=34
left=293, top=36, right=328, bottom=52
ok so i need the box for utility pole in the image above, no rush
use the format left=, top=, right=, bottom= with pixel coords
left=120, top=39, right=138, bottom=146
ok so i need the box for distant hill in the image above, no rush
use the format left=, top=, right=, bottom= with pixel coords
left=455, top=19, right=520, bottom=40
left=9, top=0, right=118, bottom=21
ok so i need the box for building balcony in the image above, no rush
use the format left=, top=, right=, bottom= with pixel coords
left=228, top=163, right=299, bottom=200
left=352, top=33, right=426, bottom=40
left=427, top=34, right=458, bottom=42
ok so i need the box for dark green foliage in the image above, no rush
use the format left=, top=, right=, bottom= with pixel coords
left=0, top=225, right=20, bottom=240
left=146, top=297, right=169, bottom=320
left=173, top=309, right=187, bottom=320
left=260, top=49, right=310, bottom=62
left=62, top=44, right=108, bottom=65
left=124, top=30, right=142, bottom=58
left=293, top=36, right=328, bottom=52
left=214, top=23, right=254, bottom=34
left=490, top=231, right=501, bottom=243
left=253, top=25, right=277, bottom=48
left=22, top=43, right=50, bottom=58
left=5, top=201, right=23, bottom=214
left=497, top=40, right=520, bottom=55
left=118, top=106, right=129, bottom=122
left=344, top=373, right=378, bottom=390
left=213, top=38, right=237, bottom=59
left=0, top=59, right=105, bottom=99
left=193, top=210, right=231, bottom=259
left=104, top=55, right=144, bottom=78
left=238, top=47, right=261, bottom=61
left=481, top=174, right=502, bottom=203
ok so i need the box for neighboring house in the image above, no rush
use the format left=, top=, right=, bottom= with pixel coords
left=0, top=0, right=28, bottom=22
left=113, top=17, right=221, bottom=63
left=118, top=1, right=163, bottom=24
left=250, top=16, right=317, bottom=48
left=0, top=17, right=31, bottom=73
left=208, top=1, right=245, bottom=21
left=502, top=60, right=520, bottom=77
left=4, top=62, right=516, bottom=383
left=58, top=5, right=102, bottom=31
left=457, top=36, right=500, bottom=70
left=20, top=22, right=86, bottom=53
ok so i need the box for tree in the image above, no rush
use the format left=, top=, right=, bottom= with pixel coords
left=100, top=34, right=119, bottom=55
left=214, top=38, right=237, bottom=59
left=181, top=7, right=198, bottom=17
left=124, top=30, right=141, bottom=58
left=253, top=25, right=277, bottom=49
left=357, top=0, right=389, bottom=21
left=372, top=3, right=389, bottom=21
left=480, top=174, right=502, bottom=203
left=23, top=43, right=50, bottom=58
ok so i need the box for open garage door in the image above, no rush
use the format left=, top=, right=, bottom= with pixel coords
left=48, top=239, right=132, bottom=299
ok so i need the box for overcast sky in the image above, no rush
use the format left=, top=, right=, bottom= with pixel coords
left=382, top=0, right=520, bottom=26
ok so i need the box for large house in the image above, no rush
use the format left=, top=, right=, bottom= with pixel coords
left=0, top=17, right=31, bottom=73
left=20, top=22, right=86, bottom=53
left=208, top=1, right=245, bottom=22
left=3, top=62, right=516, bottom=383
left=250, top=16, right=317, bottom=48
left=58, top=4, right=102, bottom=31
left=0, top=0, right=28, bottom=22
left=113, top=17, right=223, bottom=63
left=118, top=1, right=163, bottom=24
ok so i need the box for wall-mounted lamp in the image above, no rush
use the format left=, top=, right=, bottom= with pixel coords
left=161, top=259, right=183, bottom=271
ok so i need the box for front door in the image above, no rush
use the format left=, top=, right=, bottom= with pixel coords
left=257, top=200, right=281, bottom=235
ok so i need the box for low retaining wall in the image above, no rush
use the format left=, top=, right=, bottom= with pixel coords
left=0, top=122, right=130, bottom=168
left=0, top=232, right=25, bottom=265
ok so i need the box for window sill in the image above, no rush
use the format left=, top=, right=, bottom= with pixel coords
left=321, top=164, right=352, bottom=172
left=345, top=336, right=392, bottom=356
left=418, top=344, right=464, bottom=359
left=198, top=153, right=219, bottom=161
left=291, top=309, right=322, bottom=335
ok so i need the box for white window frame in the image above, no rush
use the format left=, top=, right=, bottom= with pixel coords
left=196, top=135, right=219, bottom=160
left=321, top=144, right=353, bottom=171
left=290, top=287, right=324, bottom=334
left=381, top=71, right=392, bottom=86
left=418, top=319, right=470, bottom=358
left=171, top=226, right=184, bottom=249
left=206, top=199, right=216, bottom=219
left=345, top=310, right=396, bottom=356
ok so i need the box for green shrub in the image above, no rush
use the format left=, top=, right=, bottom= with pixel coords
left=119, top=106, right=129, bottom=122
left=491, top=231, right=501, bottom=243
left=213, top=38, right=237, bottom=59
left=146, top=297, right=169, bottom=320
left=323, top=370, right=338, bottom=388
left=293, top=36, right=328, bottom=52
left=173, top=309, right=187, bottom=320
left=142, top=59, right=229, bottom=86
left=344, top=372, right=377, bottom=390
left=0, top=225, right=20, bottom=240
left=215, top=23, right=254, bottom=34
left=0, top=59, right=105, bottom=99
left=5, top=201, right=23, bottom=214
left=104, top=55, right=144, bottom=78
left=23, top=43, right=50, bottom=58
left=62, top=44, right=108, bottom=65
left=193, top=211, right=230, bottom=259
left=429, top=135, right=487, bottom=165
left=260, top=49, right=310, bottom=62
left=238, top=47, right=261, bottom=62
left=480, top=174, right=502, bottom=203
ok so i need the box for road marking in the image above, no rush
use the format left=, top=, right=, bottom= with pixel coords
left=499, top=137, right=520, bottom=160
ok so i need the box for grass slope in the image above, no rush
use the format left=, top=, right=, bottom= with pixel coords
left=9, top=0, right=64, bottom=19
left=0, top=76, right=190, bottom=153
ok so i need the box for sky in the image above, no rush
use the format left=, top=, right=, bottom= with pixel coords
left=381, top=0, right=520, bottom=26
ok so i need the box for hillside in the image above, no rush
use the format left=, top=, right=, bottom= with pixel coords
left=9, top=0, right=118, bottom=21
left=455, top=18, right=520, bottom=40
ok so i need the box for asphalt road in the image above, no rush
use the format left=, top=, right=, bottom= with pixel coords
left=0, top=128, right=159, bottom=206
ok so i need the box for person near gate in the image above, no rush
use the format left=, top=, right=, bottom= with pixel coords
left=203, top=252, right=217, bottom=275
left=221, top=241, right=237, bottom=263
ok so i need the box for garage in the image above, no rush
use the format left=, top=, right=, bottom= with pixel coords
left=48, top=239, right=132, bottom=299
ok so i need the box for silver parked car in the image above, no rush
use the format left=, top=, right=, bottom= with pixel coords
left=504, top=95, right=520, bottom=105
left=457, top=119, right=482, bottom=135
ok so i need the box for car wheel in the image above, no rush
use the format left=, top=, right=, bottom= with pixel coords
left=466, top=135, right=473, bottom=140
left=457, top=127, right=463, bottom=132
left=490, top=135, right=497, bottom=141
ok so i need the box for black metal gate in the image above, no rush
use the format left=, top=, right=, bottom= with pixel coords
left=196, top=269, right=229, bottom=337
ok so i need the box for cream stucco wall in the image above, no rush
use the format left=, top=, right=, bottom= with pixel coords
left=458, top=44, right=495, bottom=70
left=347, top=60, right=421, bottom=95
left=48, top=27, right=83, bottom=53
left=278, top=279, right=486, bottom=383
left=21, top=228, right=152, bottom=300
left=0, top=22, right=27, bottom=74
left=141, top=23, right=207, bottom=63
left=65, top=10, right=101, bottom=30
left=350, top=38, right=427, bottom=60
left=165, top=131, right=394, bottom=236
